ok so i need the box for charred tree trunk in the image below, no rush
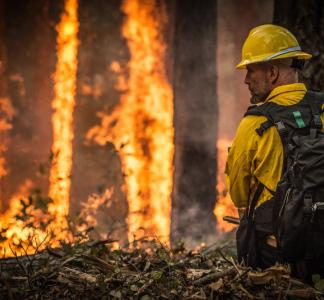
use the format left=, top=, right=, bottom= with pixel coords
left=273, top=0, right=324, bottom=89
left=72, top=0, right=128, bottom=243
left=0, top=0, right=10, bottom=204
left=171, top=0, right=218, bottom=246
left=1, top=0, right=60, bottom=209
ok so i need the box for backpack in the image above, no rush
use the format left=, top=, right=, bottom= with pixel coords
left=244, top=90, right=324, bottom=263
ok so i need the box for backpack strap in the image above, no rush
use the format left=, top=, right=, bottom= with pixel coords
left=247, top=182, right=265, bottom=218
left=244, top=105, right=264, bottom=117
left=244, top=105, right=275, bottom=136
left=303, top=91, right=324, bottom=130
left=243, top=90, right=324, bottom=138
left=255, top=120, right=274, bottom=136
left=243, top=102, right=290, bottom=173
left=244, top=103, right=289, bottom=139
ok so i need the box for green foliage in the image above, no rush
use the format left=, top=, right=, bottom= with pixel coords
left=313, top=274, right=324, bottom=292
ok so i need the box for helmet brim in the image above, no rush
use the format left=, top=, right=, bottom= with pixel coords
left=236, top=51, right=312, bottom=69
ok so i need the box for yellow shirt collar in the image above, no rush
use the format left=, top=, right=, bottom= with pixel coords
left=265, top=83, right=307, bottom=103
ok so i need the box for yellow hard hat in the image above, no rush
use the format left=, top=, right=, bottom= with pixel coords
left=236, top=24, right=312, bottom=69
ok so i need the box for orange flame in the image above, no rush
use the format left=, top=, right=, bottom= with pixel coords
left=76, top=188, right=114, bottom=236
left=0, top=0, right=79, bottom=256
left=0, top=97, right=15, bottom=179
left=214, top=138, right=238, bottom=232
left=48, top=0, right=79, bottom=240
left=87, top=0, right=174, bottom=244
left=0, top=181, right=52, bottom=255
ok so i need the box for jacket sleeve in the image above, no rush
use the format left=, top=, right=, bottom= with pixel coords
left=225, top=116, right=258, bottom=208
left=225, top=114, right=284, bottom=208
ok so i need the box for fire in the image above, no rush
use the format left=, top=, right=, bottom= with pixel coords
left=0, top=0, right=79, bottom=256
left=48, top=0, right=79, bottom=240
left=87, top=0, right=173, bottom=244
left=0, top=97, right=15, bottom=179
left=214, top=138, right=238, bottom=232
left=76, top=188, right=114, bottom=238
left=0, top=181, right=51, bottom=255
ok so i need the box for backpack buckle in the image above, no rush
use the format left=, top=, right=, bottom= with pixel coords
left=303, top=193, right=313, bottom=217
left=287, top=143, right=295, bottom=154
left=313, top=115, right=322, bottom=129
left=255, top=127, right=264, bottom=136
left=255, top=120, right=274, bottom=136
left=310, top=202, right=324, bottom=223
left=275, top=121, right=288, bottom=136
left=256, top=125, right=266, bottom=136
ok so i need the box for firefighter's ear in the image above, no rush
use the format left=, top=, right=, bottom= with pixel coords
left=269, top=64, right=279, bottom=84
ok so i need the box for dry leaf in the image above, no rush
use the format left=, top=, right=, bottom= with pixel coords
left=209, top=278, right=223, bottom=291
left=187, top=268, right=212, bottom=280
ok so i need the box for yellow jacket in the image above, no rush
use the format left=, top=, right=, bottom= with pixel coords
left=225, top=83, right=324, bottom=208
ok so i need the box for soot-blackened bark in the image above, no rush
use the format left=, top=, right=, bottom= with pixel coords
left=72, top=0, right=129, bottom=243
left=274, top=0, right=324, bottom=89
left=0, top=0, right=9, bottom=203
left=171, top=0, right=218, bottom=246
left=1, top=0, right=60, bottom=209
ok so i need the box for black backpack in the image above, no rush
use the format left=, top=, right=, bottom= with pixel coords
left=244, top=90, right=324, bottom=263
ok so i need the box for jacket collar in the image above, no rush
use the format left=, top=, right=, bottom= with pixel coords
left=265, top=83, right=307, bottom=103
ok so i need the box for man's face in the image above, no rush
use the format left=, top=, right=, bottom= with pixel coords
left=244, top=63, right=272, bottom=104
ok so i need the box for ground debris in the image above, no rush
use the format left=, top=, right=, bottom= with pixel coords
left=0, top=240, right=323, bottom=299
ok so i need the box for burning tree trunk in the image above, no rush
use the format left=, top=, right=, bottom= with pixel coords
left=171, top=0, right=218, bottom=246
left=273, top=0, right=324, bottom=89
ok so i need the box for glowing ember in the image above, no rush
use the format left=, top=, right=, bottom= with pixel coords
left=214, top=138, right=238, bottom=232
left=87, top=0, right=174, bottom=244
left=48, top=0, right=79, bottom=240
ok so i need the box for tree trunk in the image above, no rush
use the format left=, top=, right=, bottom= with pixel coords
left=171, top=0, right=218, bottom=246
left=0, top=0, right=10, bottom=204
left=273, top=0, right=324, bottom=89
left=1, top=0, right=60, bottom=209
left=71, top=0, right=129, bottom=243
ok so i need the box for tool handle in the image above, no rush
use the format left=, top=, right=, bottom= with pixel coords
left=223, top=216, right=240, bottom=225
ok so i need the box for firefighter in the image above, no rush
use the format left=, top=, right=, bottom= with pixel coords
left=225, top=24, right=321, bottom=271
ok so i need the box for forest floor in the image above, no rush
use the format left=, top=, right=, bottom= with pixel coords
left=1, top=235, right=323, bottom=300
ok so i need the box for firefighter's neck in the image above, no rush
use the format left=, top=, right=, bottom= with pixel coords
left=270, top=65, right=298, bottom=90
left=250, top=63, right=299, bottom=104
